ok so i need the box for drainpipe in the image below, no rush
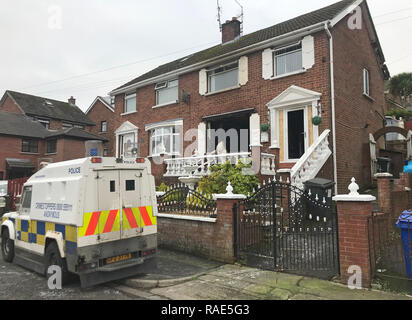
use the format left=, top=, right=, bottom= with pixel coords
left=324, top=22, right=338, bottom=195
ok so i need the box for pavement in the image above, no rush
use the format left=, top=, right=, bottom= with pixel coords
left=1, top=245, right=412, bottom=300
left=114, top=248, right=412, bottom=300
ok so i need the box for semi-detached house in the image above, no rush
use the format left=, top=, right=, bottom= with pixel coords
left=88, top=0, right=390, bottom=193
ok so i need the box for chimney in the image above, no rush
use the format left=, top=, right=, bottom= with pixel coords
left=68, top=96, right=76, bottom=105
left=221, top=17, right=241, bottom=44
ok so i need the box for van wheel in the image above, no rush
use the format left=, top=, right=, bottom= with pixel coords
left=45, top=242, right=70, bottom=285
left=1, top=229, right=14, bottom=262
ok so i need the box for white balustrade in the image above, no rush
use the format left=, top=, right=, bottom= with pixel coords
left=261, top=153, right=276, bottom=175
left=290, top=130, right=332, bottom=190
left=164, top=152, right=251, bottom=177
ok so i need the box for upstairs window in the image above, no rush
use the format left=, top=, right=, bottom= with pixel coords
left=155, top=79, right=179, bottom=105
left=46, top=140, right=57, bottom=154
left=22, top=139, right=38, bottom=153
left=101, top=121, right=107, bottom=132
left=74, top=124, right=84, bottom=129
left=125, top=93, right=136, bottom=113
left=207, top=61, right=239, bottom=93
left=274, top=42, right=302, bottom=76
left=38, top=118, right=50, bottom=130
left=363, top=68, right=370, bottom=96
left=62, top=122, right=73, bottom=129
left=149, top=126, right=181, bottom=156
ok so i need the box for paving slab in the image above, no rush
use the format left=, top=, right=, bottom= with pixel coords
left=118, top=248, right=223, bottom=289
left=149, top=264, right=412, bottom=300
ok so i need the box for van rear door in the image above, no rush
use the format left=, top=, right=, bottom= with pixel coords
left=120, top=170, right=144, bottom=239
left=96, top=170, right=121, bottom=242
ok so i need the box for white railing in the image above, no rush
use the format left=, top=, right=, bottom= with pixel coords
left=261, top=153, right=276, bottom=175
left=164, top=152, right=251, bottom=177
left=290, top=129, right=332, bottom=190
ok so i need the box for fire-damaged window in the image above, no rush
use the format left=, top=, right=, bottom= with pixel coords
left=21, top=139, right=38, bottom=153
left=46, top=139, right=57, bottom=154
left=207, top=61, right=239, bottom=93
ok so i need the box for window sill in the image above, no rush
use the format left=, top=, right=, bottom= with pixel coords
left=204, top=85, right=241, bottom=96
left=269, top=69, right=307, bottom=81
left=45, top=153, right=57, bottom=156
left=99, top=132, right=108, bottom=134
left=148, top=153, right=181, bottom=158
left=363, top=93, right=375, bottom=102
left=121, top=111, right=137, bottom=116
left=152, top=100, right=179, bottom=109
left=20, top=152, right=39, bottom=155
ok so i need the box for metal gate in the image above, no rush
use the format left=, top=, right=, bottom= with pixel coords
left=235, top=180, right=339, bottom=279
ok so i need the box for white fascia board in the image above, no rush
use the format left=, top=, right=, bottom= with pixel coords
left=85, top=97, right=114, bottom=115
left=330, top=0, right=364, bottom=27
left=110, top=22, right=328, bottom=96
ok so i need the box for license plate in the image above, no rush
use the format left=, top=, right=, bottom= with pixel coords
left=106, top=253, right=132, bottom=265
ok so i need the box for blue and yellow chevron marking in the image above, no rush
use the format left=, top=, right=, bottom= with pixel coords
left=13, top=219, right=77, bottom=255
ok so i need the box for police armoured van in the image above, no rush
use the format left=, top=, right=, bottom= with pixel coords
left=1, top=157, right=158, bottom=288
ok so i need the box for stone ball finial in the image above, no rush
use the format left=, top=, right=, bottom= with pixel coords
left=348, top=177, right=359, bottom=196
left=226, top=181, right=234, bottom=195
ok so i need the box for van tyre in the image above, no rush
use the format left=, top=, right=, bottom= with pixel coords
left=1, top=229, right=14, bottom=262
left=45, top=241, right=70, bottom=285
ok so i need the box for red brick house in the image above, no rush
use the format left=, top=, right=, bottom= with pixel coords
left=86, top=96, right=116, bottom=157
left=89, top=0, right=390, bottom=193
left=0, top=91, right=106, bottom=179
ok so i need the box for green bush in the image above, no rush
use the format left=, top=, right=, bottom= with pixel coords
left=156, top=182, right=169, bottom=192
left=197, top=160, right=259, bottom=196
left=385, top=108, right=412, bottom=121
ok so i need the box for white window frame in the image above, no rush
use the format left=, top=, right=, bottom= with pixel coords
left=101, top=121, right=107, bottom=133
left=37, top=118, right=50, bottom=130
left=146, top=119, right=183, bottom=157
left=62, top=122, right=73, bottom=129
left=155, top=79, right=179, bottom=106
left=124, top=93, right=137, bottom=114
left=273, top=42, right=303, bottom=77
left=207, top=61, right=239, bottom=93
left=363, top=68, right=370, bottom=97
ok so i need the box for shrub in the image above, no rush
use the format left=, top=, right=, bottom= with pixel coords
left=197, top=160, right=259, bottom=196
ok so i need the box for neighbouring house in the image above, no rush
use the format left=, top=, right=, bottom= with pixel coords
left=0, top=91, right=107, bottom=179
left=85, top=96, right=116, bottom=157
left=89, top=0, right=390, bottom=193
left=0, top=90, right=95, bottom=130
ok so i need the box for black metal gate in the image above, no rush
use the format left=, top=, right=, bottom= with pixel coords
left=235, top=180, right=339, bottom=279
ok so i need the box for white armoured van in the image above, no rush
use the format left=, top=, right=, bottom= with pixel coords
left=1, top=157, right=158, bottom=288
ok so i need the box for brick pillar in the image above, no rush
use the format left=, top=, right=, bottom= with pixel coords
left=215, top=184, right=246, bottom=264
left=375, top=173, right=393, bottom=214
left=333, top=178, right=376, bottom=289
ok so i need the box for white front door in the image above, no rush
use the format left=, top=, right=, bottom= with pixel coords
left=120, top=133, right=137, bottom=159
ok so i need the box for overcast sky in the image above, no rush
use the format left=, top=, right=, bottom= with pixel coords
left=1, top=0, right=411, bottom=111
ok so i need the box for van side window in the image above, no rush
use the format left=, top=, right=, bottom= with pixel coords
left=126, top=180, right=135, bottom=191
left=21, top=186, right=32, bottom=209
left=110, top=181, right=116, bottom=192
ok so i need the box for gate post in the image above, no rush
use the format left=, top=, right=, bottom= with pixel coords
left=333, top=178, right=376, bottom=289
left=214, top=182, right=246, bottom=263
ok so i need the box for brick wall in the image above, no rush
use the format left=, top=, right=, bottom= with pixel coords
left=0, top=96, right=23, bottom=114
left=332, top=3, right=387, bottom=193
left=157, top=199, right=236, bottom=263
